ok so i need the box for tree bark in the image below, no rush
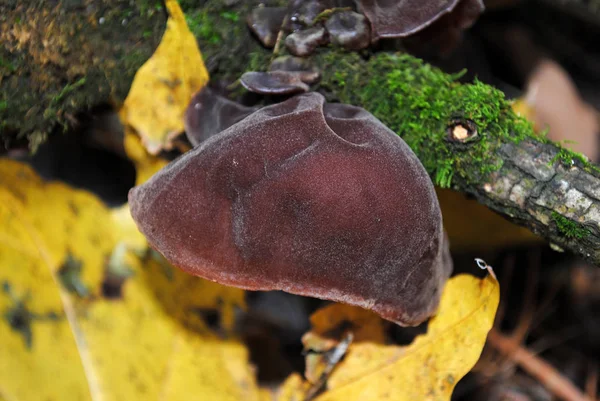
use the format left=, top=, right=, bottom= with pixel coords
left=2, top=0, right=600, bottom=265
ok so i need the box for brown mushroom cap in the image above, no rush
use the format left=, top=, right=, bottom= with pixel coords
left=240, top=71, right=310, bottom=95
left=269, top=56, right=321, bottom=84
left=325, top=11, right=371, bottom=50
left=247, top=7, right=287, bottom=48
left=285, top=27, right=328, bottom=57
left=184, top=87, right=257, bottom=147
left=359, top=0, right=483, bottom=42
left=129, top=93, right=452, bottom=326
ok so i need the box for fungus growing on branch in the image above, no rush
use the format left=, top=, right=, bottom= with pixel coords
left=129, top=93, right=452, bottom=326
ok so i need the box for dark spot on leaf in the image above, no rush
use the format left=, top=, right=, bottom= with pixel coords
left=1, top=283, right=61, bottom=349
left=191, top=307, right=221, bottom=331
left=4, top=302, right=33, bottom=348
left=58, top=254, right=90, bottom=298
left=68, top=201, right=79, bottom=216
left=102, top=244, right=135, bottom=299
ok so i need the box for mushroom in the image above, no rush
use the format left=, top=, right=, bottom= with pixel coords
left=247, top=7, right=287, bottom=48
left=285, top=0, right=332, bottom=31
left=184, top=87, right=257, bottom=147
left=240, top=71, right=310, bottom=95
left=285, top=27, right=328, bottom=57
left=359, top=0, right=484, bottom=42
left=325, top=10, right=371, bottom=50
left=403, top=0, right=485, bottom=54
left=129, top=92, right=452, bottom=326
left=269, top=56, right=321, bottom=84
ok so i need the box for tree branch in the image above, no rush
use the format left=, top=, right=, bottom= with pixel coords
left=3, top=0, right=600, bottom=265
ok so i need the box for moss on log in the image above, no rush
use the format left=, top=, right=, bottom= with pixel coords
left=0, top=0, right=166, bottom=150
left=3, top=0, right=600, bottom=265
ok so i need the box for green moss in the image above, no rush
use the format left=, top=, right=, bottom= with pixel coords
left=550, top=147, right=600, bottom=175
left=50, top=78, right=86, bottom=105
left=551, top=212, right=590, bottom=239
left=219, top=11, right=239, bottom=22
left=0, top=56, right=17, bottom=74
left=186, top=10, right=221, bottom=44
left=246, top=51, right=272, bottom=73
left=317, top=51, right=541, bottom=187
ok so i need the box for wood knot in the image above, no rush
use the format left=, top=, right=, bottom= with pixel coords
left=447, top=119, right=478, bottom=143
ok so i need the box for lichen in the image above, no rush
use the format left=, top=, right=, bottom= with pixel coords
left=551, top=212, right=590, bottom=239
left=317, top=51, right=539, bottom=187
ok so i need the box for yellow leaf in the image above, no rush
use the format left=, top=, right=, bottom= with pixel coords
left=123, top=127, right=169, bottom=186
left=0, top=159, right=258, bottom=401
left=282, top=272, right=499, bottom=401
left=120, top=0, right=209, bottom=155
left=302, top=305, right=387, bottom=384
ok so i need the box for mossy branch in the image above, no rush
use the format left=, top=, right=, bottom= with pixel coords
left=3, top=0, right=600, bottom=265
left=0, top=0, right=166, bottom=149
left=312, top=51, right=600, bottom=265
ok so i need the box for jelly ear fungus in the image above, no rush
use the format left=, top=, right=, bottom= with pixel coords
left=129, top=92, right=452, bottom=326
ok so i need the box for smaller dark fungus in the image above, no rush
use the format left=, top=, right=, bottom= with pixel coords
left=285, top=27, right=328, bottom=57
left=285, top=0, right=331, bottom=31
left=270, top=56, right=321, bottom=84
left=240, top=71, right=309, bottom=95
left=325, top=11, right=371, bottom=50
left=359, top=0, right=483, bottom=42
left=129, top=92, right=453, bottom=326
left=184, top=87, right=257, bottom=147
left=405, top=0, right=484, bottom=54
left=247, top=7, right=287, bottom=48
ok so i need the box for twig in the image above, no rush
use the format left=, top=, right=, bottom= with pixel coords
left=511, top=249, right=540, bottom=343
left=487, top=329, right=593, bottom=401
left=585, top=361, right=598, bottom=401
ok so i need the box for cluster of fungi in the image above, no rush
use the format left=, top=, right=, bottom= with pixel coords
left=129, top=0, right=487, bottom=325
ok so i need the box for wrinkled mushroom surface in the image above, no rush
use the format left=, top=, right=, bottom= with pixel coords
left=359, top=0, right=482, bottom=41
left=129, top=93, right=452, bottom=326
left=184, top=87, right=257, bottom=147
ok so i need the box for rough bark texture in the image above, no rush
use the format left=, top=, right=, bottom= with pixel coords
left=0, top=0, right=166, bottom=149
left=2, top=0, right=600, bottom=265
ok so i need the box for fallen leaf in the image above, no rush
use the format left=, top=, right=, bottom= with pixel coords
left=281, top=271, right=499, bottom=401
left=123, top=127, right=169, bottom=186
left=302, top=304, right=387, bottom=384
left=0, top=159, right=258, bottom=401
left=120, top=0, right=209, bottom=155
